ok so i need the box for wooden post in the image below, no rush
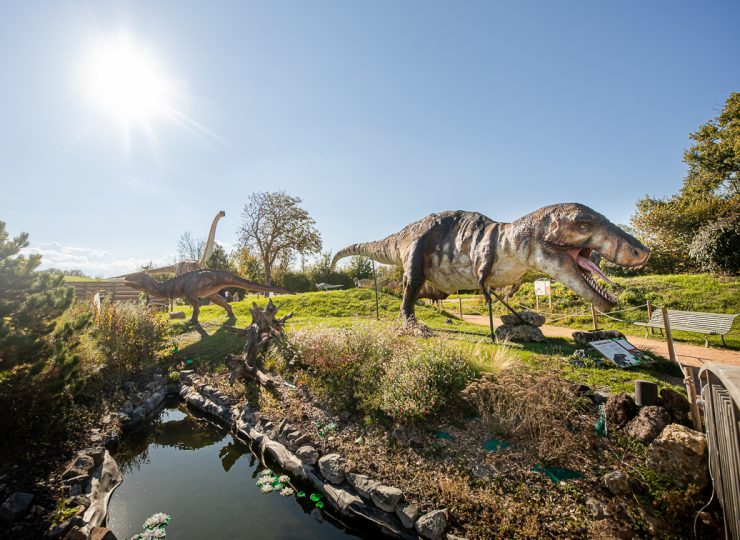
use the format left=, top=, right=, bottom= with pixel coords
left=372, top=260, right=379, bottom=321
left=487, top=290, right=495, bottom=344
left=535, top=295, right=540, bottom=311
left=683, top=366, right=703, bottom=432
left=591, top=304, right=598, bottom=331
left=661, top=306, right=677, bottom=363
left=548, top=290, right=552, bottom=311
left=458, top=293, right=463, bottom=320
left=646, top=300, right=654, bottom=335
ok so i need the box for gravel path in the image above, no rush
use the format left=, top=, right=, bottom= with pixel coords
left=462, top=314, right=740, bottom=369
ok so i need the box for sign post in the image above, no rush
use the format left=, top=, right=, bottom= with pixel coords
left=534, top=279, right=551, bottom=311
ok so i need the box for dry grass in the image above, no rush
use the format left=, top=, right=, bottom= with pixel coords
left=462, top=364, right=598, bottom=466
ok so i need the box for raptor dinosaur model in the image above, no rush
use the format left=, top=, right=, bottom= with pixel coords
left=125, top=269, right=290, bottom=324
left=332, top=203, right=649, bottom=324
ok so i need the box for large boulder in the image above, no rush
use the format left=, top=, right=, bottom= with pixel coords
left=605, top=393, right=636, bottom=428
left=346, top=473, right=378, bottom=499
left=415, top=509, right=448, bottom=540
left=318, top=453, right=346, bottom=484
left=646, top=424, right=708, bottom=488
left=495, top=324, right=546, bottom=343
left=659, top=388, right=691, bottom=427
left=0, top=492, right=33, bottom=522
left=603, top=471, right=630, bottom=496
left=62, top=454, right=96, bottom=480
left=370, top=484, right=403, bottom=512
left=624, top=406, right=670, bottom=444
left=500, top=311, right=545, bottom=327
left=396, top=501, right=420, bottom=528
left=295, top=445, right=319, bottom=465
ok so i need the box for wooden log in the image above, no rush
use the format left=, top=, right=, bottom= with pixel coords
left=591, top=304, right=599, bottom=331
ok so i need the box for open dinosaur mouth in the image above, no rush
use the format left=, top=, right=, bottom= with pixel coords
left=569, top=248, right=617, bottom=304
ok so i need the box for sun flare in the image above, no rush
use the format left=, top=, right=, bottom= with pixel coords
left=85, top=35, right=172, bottom=123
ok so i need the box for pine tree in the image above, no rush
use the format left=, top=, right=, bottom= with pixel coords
left=0, top=221, right=73, bottom=371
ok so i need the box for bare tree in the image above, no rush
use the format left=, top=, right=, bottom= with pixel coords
left=238, top=191, right=322, bottom=285
left=177, top=231, right=205, bottom=261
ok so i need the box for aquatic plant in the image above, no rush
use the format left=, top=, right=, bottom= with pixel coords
left=280, top=487, right=295, bottom=497
left=132, top=512, right=172, bottom=539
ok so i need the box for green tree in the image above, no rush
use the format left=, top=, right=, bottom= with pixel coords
left=346, top=256, right=374, bottom=281
left=204, top=243, right=234, bottom=271
left=238, top=191, right=322, bottom=286
left=0, top=222, right=73, bottom=371
left=232, top=246, right=265, bottom=282
left=631, top=92, right=740, bottom=273
left=688, top=214, right=740, bottom=275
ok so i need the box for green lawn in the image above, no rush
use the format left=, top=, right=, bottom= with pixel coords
left=168, top=289, right=683, bottom=394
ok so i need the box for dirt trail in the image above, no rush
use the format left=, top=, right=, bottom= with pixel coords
left=462, top=314, right=740, bottom=369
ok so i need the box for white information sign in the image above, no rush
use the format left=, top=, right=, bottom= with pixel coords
left=589, top=339, right=641, bottom=368
left=534, top=279, right=551, bottom=296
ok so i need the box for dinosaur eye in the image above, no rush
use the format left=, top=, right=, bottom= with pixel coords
left=577, top=222, right=592, bottom=232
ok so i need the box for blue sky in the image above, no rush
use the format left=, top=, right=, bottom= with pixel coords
left=1, top=1, right=738, bottom=276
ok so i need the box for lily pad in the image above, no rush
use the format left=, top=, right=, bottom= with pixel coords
left=296, top=491, right=306, bottom=498
left=530, top=464, right=584, bottom=483
left=482, top=438, right=510, bottom=452
left=315, top=501, right=325, bottom=509
left=309, top=492, right=323, bottom=502
left=433, top=431, right=455, bottom=440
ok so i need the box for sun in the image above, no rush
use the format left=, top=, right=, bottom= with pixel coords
left=84, top=34, right=173, bottom=125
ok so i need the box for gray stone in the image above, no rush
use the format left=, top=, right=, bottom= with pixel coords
left=500, top=311, right=546, bottom=327
left=318, top=453, right=346, bottom=484
left=81, top=447, right=105, bottom=467
left=415, top=509, right=448, bottom=540
left=624, top=406, right=670, bottom=444
left=646, top=424, right=708, bottom=489
left=296, top=445, right=319, bottom=465
left=145, top=381, right=162, bottom=393
left=89, top=527, right=117, bottom=540
left=585, top=497, right=607, bottom=519
left=471, top=464, right=497, bottom=479
left=603, top=471, right=630, bottom=496
left=495, top=324, right=546, bottom=342
left=346, top=473, right=378, bottom=499
left=62, top=454, right=95, bottom=480
left=0, top=492, right=34, bottom=522
left=592, top=390, right=610, bottom=404
left=606, top=393, right=636, bottom=428
left=370, top=484, right=403, bottom=512
left=396, top=501, right=420, bottom=528
left=66, top=496, right=90, bottom=509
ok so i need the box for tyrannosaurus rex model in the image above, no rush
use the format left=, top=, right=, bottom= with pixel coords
left=332, top=203, right=649, bottom=324
left=125, top=269, right=289, bottom=324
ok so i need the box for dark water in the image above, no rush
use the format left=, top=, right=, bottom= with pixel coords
left=108, top=402, right=365, bottom=539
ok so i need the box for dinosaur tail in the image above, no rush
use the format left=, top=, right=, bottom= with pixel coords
left=331, top=239, right=399, bottom=269
left=225, top=274, right=293, bottom=295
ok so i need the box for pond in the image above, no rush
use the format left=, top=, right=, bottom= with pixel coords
left=108, top=401, right=367, bottom=539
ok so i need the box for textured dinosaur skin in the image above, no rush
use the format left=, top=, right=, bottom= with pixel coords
left=125, top=269, right=289, bottom=323
left=332, top=203, right=649, bottom=322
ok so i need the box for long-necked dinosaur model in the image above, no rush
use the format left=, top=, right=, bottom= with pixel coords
left=125, top=269, right=290, bottom=324
left=148, top=211, right=226, bottom=277
left=332, top=203, right=649, bottom=324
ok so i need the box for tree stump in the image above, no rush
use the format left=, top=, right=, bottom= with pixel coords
left=228, top=299, right=293, bottom=387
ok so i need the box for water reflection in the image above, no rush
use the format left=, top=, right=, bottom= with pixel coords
left=108, top=402, right=366, bottom=540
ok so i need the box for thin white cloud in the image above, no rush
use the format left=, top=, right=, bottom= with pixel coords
left=24, top=243, right=175, bottom=278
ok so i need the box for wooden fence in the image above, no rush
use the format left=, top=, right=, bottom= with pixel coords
left=67, top=280, right=169, bottom=307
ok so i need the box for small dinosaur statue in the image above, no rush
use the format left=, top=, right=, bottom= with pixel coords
left=332, top=203, right=649, bottom=325
left=315, top=283, right=344, bottom=291
left=125, top=269, right=290, bottom=323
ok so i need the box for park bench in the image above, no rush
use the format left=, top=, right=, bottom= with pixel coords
left=634, top=309, right=738, bottom=347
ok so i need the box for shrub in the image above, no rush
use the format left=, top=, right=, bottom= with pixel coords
left=93, top=302, right=168, bottom=371
left=689, top=214, right=740, bottom=275
left=380, top=341, right=475, bottom=422
left=285, top=326, right=393, bottom=412
left=277, top=325, right=476, bottom=422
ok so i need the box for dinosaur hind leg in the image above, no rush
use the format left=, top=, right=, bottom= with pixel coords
left=401, top=240, right=426, bottom=321
left=208, top=293, right=235, bottom=318
left=187, top=294, right=201, bottom=324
